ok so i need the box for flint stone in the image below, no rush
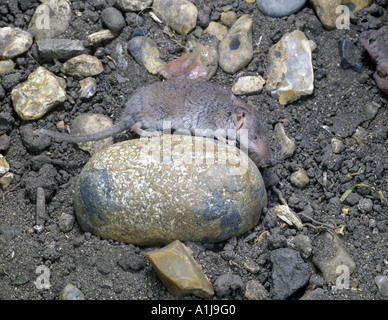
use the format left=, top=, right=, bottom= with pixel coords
left=145, top=240, right=214, bottom=298
left=74, top=135, right=267, bottom=246
left=266, top=30, right=315, bottom=105
left=36, top=39, right=85, bottom=61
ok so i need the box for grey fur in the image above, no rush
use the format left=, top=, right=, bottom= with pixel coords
left=39, top=79, right=269, bottom=161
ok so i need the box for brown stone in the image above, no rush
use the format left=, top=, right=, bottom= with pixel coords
left=311, top=0, right=372, bottom=30
left=145, top=240, right=214, bottom=298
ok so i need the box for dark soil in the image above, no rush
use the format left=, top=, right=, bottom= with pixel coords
left=0, top=0, right=387, bottom=301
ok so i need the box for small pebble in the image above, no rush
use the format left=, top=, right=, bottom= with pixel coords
left=115, top=0, right=153, bottom=12
left=0, top=27, right=33, bottom=59
left=0, top=172, right=14, bottom=190
left=87, top=30, right=115, bottom=44
left=0, top=60, right=15, bottom=74
left=290, top=168, right=310, bottom=188
left=274, top=123, right=296, bottom=159
left=331, top=137, right=345, bottom=154
left=369, top=219, right=376, bottom=228
left=220, top=11, right=237, bottom=28
left=352, top=126, right=368, bottom=144
left=357, top=198, right=373, bottom=214
left=244, top=280, right=269, bottom=300
left=0, top=134, right=11, bottom=151
left=59, top=283, right=85, bottom=300
left=58, top=213, right=75, bottom=233
left=0, top=154, right=10, bottom=175
left=287, top=235, right=312, bottom=259
left=360, top=26, right=388, bottom=95
left=214, top=274, right=245, bottom=298
left=374, top=275, right=388, bottom=298
left=61, top=54, right=104, bottom=78
left=29, top=0, right=71, bottom=40
left=162, top=52, right=209, bottom=80
left=364, top=101, right=381, bottom=120
left=232, top=75, right=266, bottom=95
left=79, top=77, right=97, bottom=99
left=101, top=7, right=125, bottom=34
left=204, top=22, right=228, bottom=41
left=338, top=39, right=362, bottom=73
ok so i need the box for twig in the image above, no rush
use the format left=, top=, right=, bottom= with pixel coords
left=34, top=187, right=46, bottom=234
left=271, top=186, right=287, bottom=206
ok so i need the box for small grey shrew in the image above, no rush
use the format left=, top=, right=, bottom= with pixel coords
left=38, top=79, right=270, bottom=165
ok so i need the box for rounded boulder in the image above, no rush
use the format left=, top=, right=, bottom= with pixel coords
left=74, top=135, right=267, bottom=246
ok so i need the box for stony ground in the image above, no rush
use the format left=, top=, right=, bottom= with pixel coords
left=0, top=0, right=387, bottom=301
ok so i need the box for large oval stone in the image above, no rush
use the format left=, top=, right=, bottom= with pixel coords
left=74, top=135, right=267, bottom=246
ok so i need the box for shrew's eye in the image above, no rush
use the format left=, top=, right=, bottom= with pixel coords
left=254, top=136, right=258, bottom=140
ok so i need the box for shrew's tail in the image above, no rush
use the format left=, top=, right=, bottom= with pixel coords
left=37, top=121, right=128, bottom=143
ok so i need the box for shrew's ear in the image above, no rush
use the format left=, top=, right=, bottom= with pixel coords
left=233, top=107, right=247, bottom=130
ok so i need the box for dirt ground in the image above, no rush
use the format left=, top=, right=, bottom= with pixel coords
left=0, top=0, right=387, bottom=301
